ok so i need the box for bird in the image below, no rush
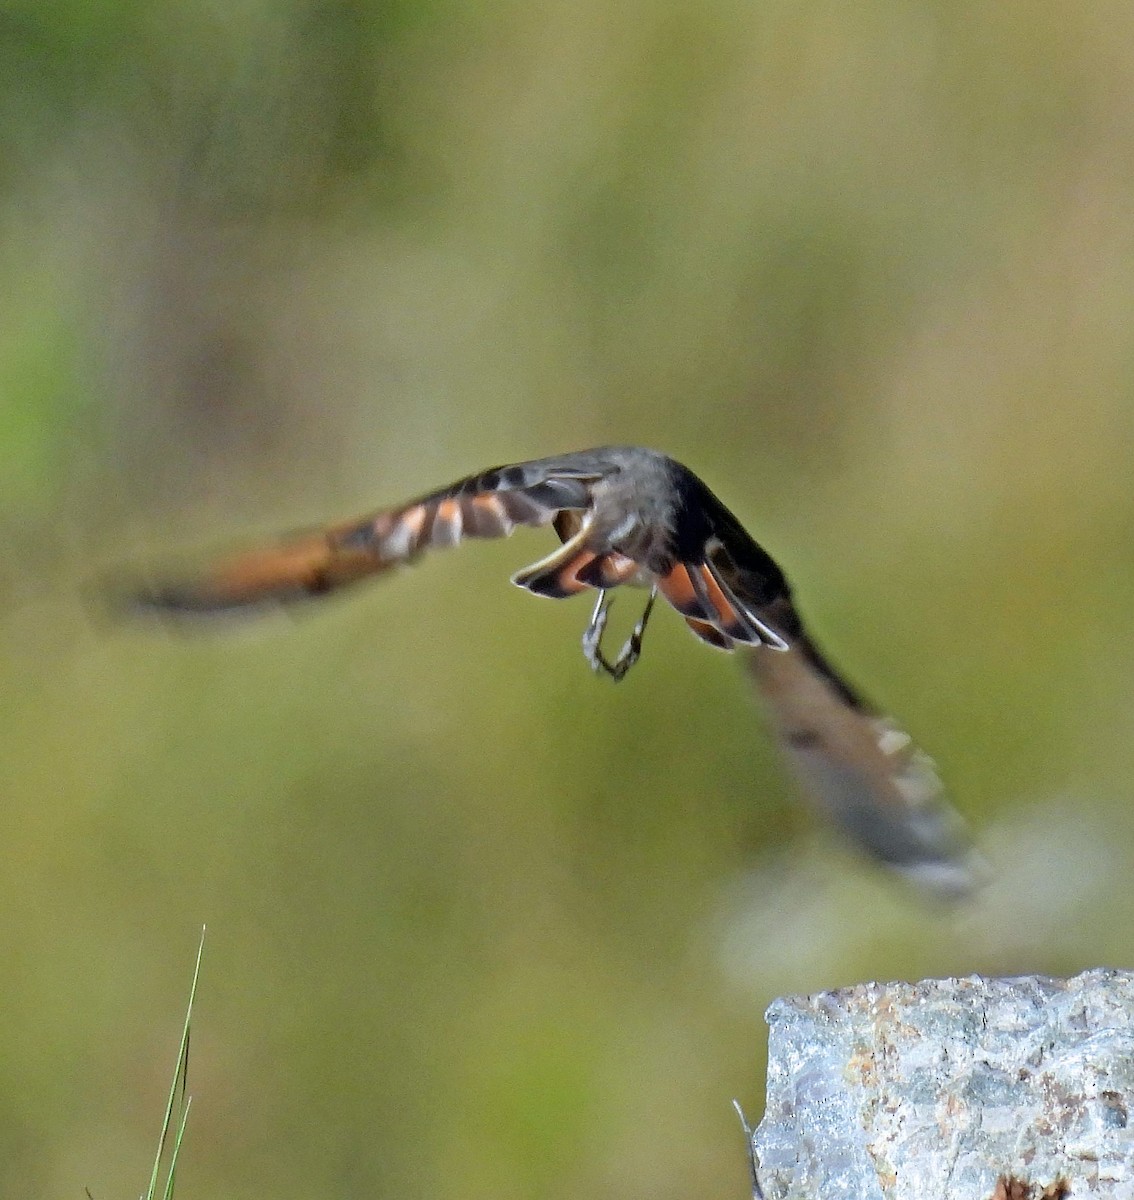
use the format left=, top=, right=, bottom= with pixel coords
left=119, top=445, right=980, bottom=898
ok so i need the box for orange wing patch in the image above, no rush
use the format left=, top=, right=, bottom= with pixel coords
left=684, top=616, right=734, bottom=651
left=658, top=563, right=701, bottom=616
left=694, top=564, right=750, bottom=641
left=660, top=561, right=764, bottom=650
left=125, top=532, right=392, bottom=613
left=463, top=493, right=512, bottom=538
left=431, top=498, right=462, bottom=546
left=576, top=552, right=639, bottom=590
left=556, top=550, right=599, bottom=596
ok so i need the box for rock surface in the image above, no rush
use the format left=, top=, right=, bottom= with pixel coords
left=751, top=969, right=1134, bottom=1199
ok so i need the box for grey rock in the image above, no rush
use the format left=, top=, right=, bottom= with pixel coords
left=750, top=969, right=1134, bottom=1199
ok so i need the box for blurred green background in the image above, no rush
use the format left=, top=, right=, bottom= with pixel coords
left=4, top=1, right=1134, bottom=1196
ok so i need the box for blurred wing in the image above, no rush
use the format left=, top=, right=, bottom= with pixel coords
left=118, top=457, right=606, bottom=616
left=741, top=604, right=982, bottom=900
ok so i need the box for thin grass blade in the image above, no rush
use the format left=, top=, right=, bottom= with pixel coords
left=145, top=928, right=205, bottom=1200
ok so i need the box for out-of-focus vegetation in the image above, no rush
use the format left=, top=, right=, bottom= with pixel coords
left=3, top=2, right=1134, bottom=1197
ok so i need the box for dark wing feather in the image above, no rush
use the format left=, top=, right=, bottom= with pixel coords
left=658, top=465, right=792, bottom=650
left=742, top=598, right=982, bottom=899
left=669, top=462, right=981, bottom=898
left=118, top=456, right=606, bottom=616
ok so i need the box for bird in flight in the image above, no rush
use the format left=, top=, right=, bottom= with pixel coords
left=122, top=445, right=980, bottom=898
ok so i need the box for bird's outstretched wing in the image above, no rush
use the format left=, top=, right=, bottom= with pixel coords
left=741, top=597, right=982, bottom=899
left=118, top=455, right=608, bottom=615
left=647, top=471, right=982, bottom=899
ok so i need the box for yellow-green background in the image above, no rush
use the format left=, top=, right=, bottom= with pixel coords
left=4, top=2, right=1134, bottom=1196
